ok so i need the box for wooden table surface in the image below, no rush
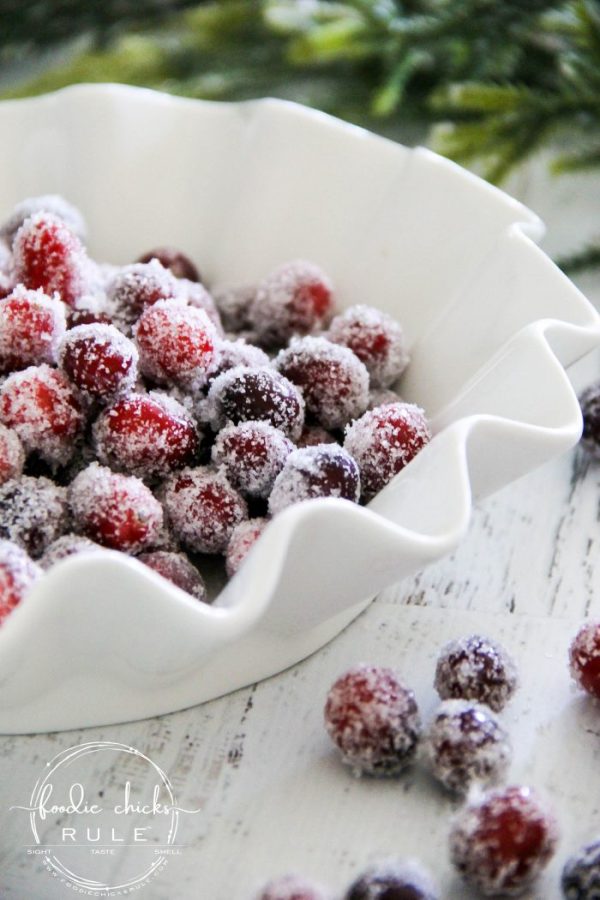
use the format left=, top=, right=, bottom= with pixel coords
left=1, top=163, right=600, bottom=900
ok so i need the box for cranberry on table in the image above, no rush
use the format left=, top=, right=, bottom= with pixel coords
left=275, top=336, right=369, bottom=431
left=0, top=286, right=66, bottom=374
left=0, top=476, right=68, bottom=558
left=327, top=304, right=409, bottom=389
left=449, top=785, right=559, bottom=896
left=569, top=622, right=600, bottom=699
left=93, top=391, right=199, bottom=480
left=207, top=366, right=305, bottom=440
left=225, top=517, right=268, bottom=578
left=0, top=424, right=25, bottom=485
left=0, top=194, right=86, bottom=245
left=107, top=259, right=179, bottom=329
left=212, top=421, right=294, bottom=499
left=58, top=323, right=139, bottom=400
left=40, top=533, right=104, bottom=569
left=424, top=699, right=511, bottom=794
left=344, top=859, right=439, bottom=900
left=163, top=466, right=248, bottom=554
left=137, top=246, right=200, bottom=282
left=269, top=445, right=361, bottom=516
left=251, top=259, right=334, bottom=347
left=434, top=634, right=518, bottom=713
left=324, top=664, right=421, bottom=776
left=0, top=539, right=42, bottom=625
left=254, top=874, right=330, bottom=900
left=343, top=401, right=431, bottom=502
left=137, top=550, right=208, bottom=601
left=562, top=837, right=600, bottom=899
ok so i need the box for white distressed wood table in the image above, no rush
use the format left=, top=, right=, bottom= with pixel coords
left=1, top=163, right=600, bottom=900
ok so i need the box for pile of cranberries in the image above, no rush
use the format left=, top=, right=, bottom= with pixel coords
left=0, top=194, right=431, bottom=623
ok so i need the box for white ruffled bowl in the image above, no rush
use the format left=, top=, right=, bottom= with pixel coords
left=0, top=84, right=598, bottom=734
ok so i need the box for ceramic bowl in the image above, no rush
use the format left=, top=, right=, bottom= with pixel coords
left=0, top=84, right=598, bottom=733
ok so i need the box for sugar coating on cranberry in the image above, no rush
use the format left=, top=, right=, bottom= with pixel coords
left=225, top=517, right=268, bottom=578
left=0, top=286, right=67, bottom=374
left=137, top=247, right=200, bottom=282
left=327, top=305, right=409, bottom=389
left=93, top=391, right=199, bottom=479
left=344, top=402, right=431, bottom=502
left=0, top=476, right=68, bottom=558
left=251, top=260, right=334, bottom=347
left=435, top=634, right=518, bottom=713
left=423, top=700, right=511, bottom=794
left=0, top=539, right=42, bottom=624
left=58, top=323, right=138, bottom=400
left=163, top=466, right=248, bottom=554
left=213, top=284, right=257, bottom=333
left=1, top=195, right=86, bottom=245
left=212, top=421, right=294, bottom=499
left=134, top=299, right=217, bottom=389
left=0, top=423, right=25, bottom=484
left=579, top=383, right=600, bottom=458
left=13, top=212, right=92, bottom=307
left=449, top=785, right=559, bottom=896
left=205, top=339, right=270, bottom=388
left=562, top=838, right=600, bottom=899
left=569, top=622, right=600, bottom=699
left=344, top=859, right=439, bottom=900
left=40, top=533, right=104, bottom=569
left=0, top=364, right=84, bottom=466
left=207, top=366, right=305, bottom=440
left=269, top=445, right=361, bottom=516
left=297, top=425, right=336, bottom=448
left=324, top=664, right=421, bottom=776
left=255, top=874, right=329, bottom=900
left=178, top=280, right=223, bottom=334
left=107, top=259, right=179, bottom=329
left=368, top=388, right=403, bottom=410
left=69, top=463, right=163, bottom=553
left=137, top=550, right=208, bottom=601
left=276, top=336, right=369, bottom=431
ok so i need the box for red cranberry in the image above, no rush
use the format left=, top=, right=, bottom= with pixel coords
left=163, top=467, right=248, bottom=554
left=40, top=533, right=104, bottom=569
left=12, top=212, right=92, bottom=307
left=343, top=402, right=430, bottom=502
left=255, top=874, right=329, bottom=900
left=134, top=299, right=217, bottom=388
left=213, top=284, right=257, bottom=333
left=205, top=339, right=270, bottom=388
left=251, top=260, right=334, bottom=346
left=0, top=424, right=25, bottom=484
left=0, top=539, right=41, bottom=624
left=424, top=700, right=511, bottom=794
left=562, top=838, right=600, bottom=898
left=1, top=195, right=86, bottom=245
left=449, top=785, right=559, bottom=896
left=207, top=366, right=305, bottom=440
left=93, top=391, right=199, bottom=479
left=328, top=304, right=409, bottom=388
left=58, top=323, right=138, bottom=400
left=0, top=364, right=84, bottom=466
left=137, top=247, right=200, bottom=282
left=297, top=425, right=337, bottom=448
left=579, top=383, right=600, bottom=458
left=345, top=860, right=439, bottom=900
left=324, top=664, right=421, bottom=776
left=107, top=260, right=179, bottom=329
left=275, top=337, right=369, bottom=430
left=269, top=445, right=360, bottom=515
left=69, top=463, right=163, bottom=553
left=0, top=476, right=69, bottom=558
left=178, top=280, right=223, bottom=334
left=137, top=550, right=207, bottom=601
left=569, top=622, right=600, bottom=699
left=212, top=422, right=294, bottom=499
left=0, top=286, right=66, bottom=374
left=67, top=308, right=113, bottom=329
left=434, top=635, right=518, bottom=713
left=225, top=517, right=268, bottom=578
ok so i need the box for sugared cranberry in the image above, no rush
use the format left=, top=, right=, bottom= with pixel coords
left=205, top=339, right=270, bottom=388
left=213, top=284, right=257, bottom=333
left=1, top=195, right=86, bottom=245
left=0, top=365, right=84, bottom=466
left=254, top=874, right=329, bottom=900
left=137, top=247, right=200, bottom=282
left=163, top=467, right=248, bottom=554
left=0, top=424, right=25, bottom=484
left=69, top=463, right=163, bottom=553
left=324, top=664, right=421, bottom=776
left=13, top=212, right=92, bottom=307
left=328, top=305, right=409, bottom=388
left=449, top=785, right=558, bottom=896
left=424, top=700, right=511, bottom=794
left=175, top=280, right=222, bottom=334
left=67, top=307, right=113, bottom=329
left=367, top=388, right=402, bottom=410
left=344, top=860, right=439, bottom=900
left=434, top=635, right=518, bottom=713
left=212, top=422, right=294, bottom=499
left=93, top=391, right=198, bottom=479
left=134, top=300, right=217, bottom=389
left=562, top=838, right=600, bottom=898
left=297, top=425, right=336, bottom=448
left=225, top=517, right=268, bottom=578
left=579, top=383, right=600, bottom=458
left=569, top=622, right=600, bottom=699
left=40, top=533, right=104, bottom=569
left=207, top=366, right=305, bottom=440
left=344, top=402, right=430, bottom=502
left=137, top=550, right=207, bottom=601
left=107, top=260, right=179, bottom=329
left=0, top=286, right=66, bottom=374
left=58, top=323, right=138, bottom=400
left=275, top=337, right=369, bottom=430
left=0, top=539, right=41, bottom=624
left=251, top=260, right=334, bottom=347
left=0, top=476, right=68, bottom=558
left=269, top=445, right=360, bottom=516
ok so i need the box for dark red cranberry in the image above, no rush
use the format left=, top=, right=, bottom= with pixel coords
left=434, top=634, right=518, bottom=713
left=137, top=247, right=200, bottom=282
left=569, top=622, right=600, bottom=699
left=107, top=260, right=179, bottom=329
left=0, top=475, right=69, bottom=558
left=225, top=517, right=268, bottom=578
left=328, top=304, right=409, bottom=388
left=0, top=539, right=41, bottom=624
left=137, top=550, right=207, bottom=601
left=205, top=339, right=269, bottom=389
left=0, top=423, right=25, bottom=484
left=41, top=533, right=104, bottom=569
left=207, top=366, right=305, bottom=440
left=67, top=308, right=113, bottom=329
left=58, top=323, right=138, bottom=400
left=212, top=421, right=294, bottom=499
left=251, top=260, right=334, bottom=347
left=0, top=286, right=66, bottom=374
left=345, top=860, right=439, bottom=900
left=269, top=445, right=360, bottom=515
left=562, top=838, right=600, bottom=898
